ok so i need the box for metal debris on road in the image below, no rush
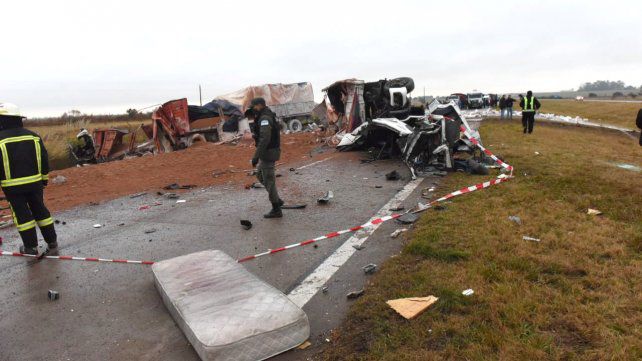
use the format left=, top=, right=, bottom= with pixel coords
left=317, top=191, right=334, bottom=204
left=362, top=263, right=377, bottom=274
left=129, top=192, right=147, bottom=199
left=48, top=290, right=60, bottom=301
left=347, top=289, right=364, bottom=299
left=396, top=213, right=419, bottom=224
left=144, top=229, right=157, bottom=234
left=240, top=220, right=252, bottom=230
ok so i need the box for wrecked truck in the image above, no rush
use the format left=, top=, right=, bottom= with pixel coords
left=150, top=98, right=243, bottom=153
left=325, top=77, right=488, bottom=177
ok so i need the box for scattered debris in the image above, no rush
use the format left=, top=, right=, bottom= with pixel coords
left=138, top=202, right=163, bottom=210
left=129, top=192, right=147, bottom=199
left=386, top=296, right=438, bottom=319
left=389, top=205, right=405, bottom=212
left=240, top=220, right=252, bottom=230
left=347, top=289, right=364, bottom=299
left=48, top=290, right=60, bottom=301
left=396, top=213, right=419, bottom=224
left=297, top=341, right=312, bottom=350
left=523, top=236, right=541, bottom=242
left=93, top=224, right=103, bottom=228
left=317, top=191, right=334, bottom=204
left=374, top=185, right=383, bottom=188
left=54, top=220, right=61, bottom=225
left=289, top=168, right=296, bottom=172
left=281, top=204, right=307, bottom=209
left=587, top=208, right=603, bottom=216
left=390, top=228, right=408, bottom=238
left=615, top=163, right=641, bottom=172
left=462, top=289, right=474, bottom=296
left=144, top=229, right=157, bottom=234
left=385, top=170, right=401, bottom=181
left=163, top=183, right=196, bottom=190
left=322, top=286, right=329, bottom=294
left=251, top=182, right=264, bottom=189
left=362, top=264, right=378, bottom=274
left=51, top=175, right=67, bottom=185
left=508, top=215, right=522, bottom=225
left=176, top=200, right=186, bottom=204
left=352, top=244, right=365, bottom=251
left=534, top=151, right=541, bottom=155
left=165, top=193, right=179, bottom=199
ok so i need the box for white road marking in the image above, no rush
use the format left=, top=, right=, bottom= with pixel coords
left=287, top=178, right=424, bottom=307
left=296, top=156, right=336, bottom=170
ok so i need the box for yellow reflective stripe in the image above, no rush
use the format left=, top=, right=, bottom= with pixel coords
left=41, top=174, right=49, bottom=180
left=0, top=135, right=39, bottom=145
left=16, top=220, right=36, bottom=232
left=37, top=217, right=54, bottom=227
left=34, top=138, right=42, bottom=174
left=1, top=174, right=43, bottom=187
left=0, top=143, right=10, bottom=180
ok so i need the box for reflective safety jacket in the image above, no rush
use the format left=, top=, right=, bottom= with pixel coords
left=0, top=128, right=49, bottom=189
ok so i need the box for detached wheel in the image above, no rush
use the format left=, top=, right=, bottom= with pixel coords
left=288, top=119, right=303, bottom=132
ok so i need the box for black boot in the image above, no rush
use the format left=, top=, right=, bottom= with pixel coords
left=264, top=203, right=283, bottom=218
left=43, top=242, right=59, bottom=256
left=19, top=245, right=39, bottom=256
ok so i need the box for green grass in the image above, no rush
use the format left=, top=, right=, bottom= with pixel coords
left=539, top=99, right=640, bottom=129
left=323, top=120, right=642, bottom=361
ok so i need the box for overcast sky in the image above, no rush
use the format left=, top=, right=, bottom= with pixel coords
left=2, top=0, right=642, bottom=117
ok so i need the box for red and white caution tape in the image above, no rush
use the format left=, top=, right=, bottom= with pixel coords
left=0, top=250, right=154, bottom=265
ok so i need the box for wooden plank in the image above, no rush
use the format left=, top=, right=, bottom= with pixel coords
left=386, top=296, right=438, bottom=319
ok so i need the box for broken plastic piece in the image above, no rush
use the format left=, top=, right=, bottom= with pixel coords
left=522, top=236, right=540, bottom=242
left=587, top=208, right=602, bottom=216
left=397, top=213, right=419, bottom=224
left=240, top=220, right=252, bottom=230
left=93, top=224, right=102, bottom=228
left=390, top=228, right=408, bottom=238
left=462, top=289, right=474, bottom=296
left=508, top=215, right=522, bottom=225
left=317, top=191, right=334, bottom=204
left=386, top=296, right=438, bottom=319
left=176, top=200, right=187, bottom=204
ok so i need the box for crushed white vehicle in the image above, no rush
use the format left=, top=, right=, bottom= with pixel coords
left=324, top=77, right=491, bottom=178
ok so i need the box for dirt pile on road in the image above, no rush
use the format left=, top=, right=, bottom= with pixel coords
left=12, top=133, right=327, bottom=212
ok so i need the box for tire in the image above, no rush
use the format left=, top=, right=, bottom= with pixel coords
left=288, top=119, right=303, bottom=132
left=385, top=77, right=415, bottom=93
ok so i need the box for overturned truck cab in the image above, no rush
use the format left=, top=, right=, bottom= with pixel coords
left=326, top=77, right=489, bottom=178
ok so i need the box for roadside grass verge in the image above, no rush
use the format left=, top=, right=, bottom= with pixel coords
left=539, top=99, right=640, bottom=129
left=323, top=120, right=642, bottom=360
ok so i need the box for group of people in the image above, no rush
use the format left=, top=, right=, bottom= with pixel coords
left=499, top=91, right=542, bottom=134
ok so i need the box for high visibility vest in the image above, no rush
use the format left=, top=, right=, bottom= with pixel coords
left=523, top=97, right=536, bottom=112
left=0, top=135, right=47, bottom=187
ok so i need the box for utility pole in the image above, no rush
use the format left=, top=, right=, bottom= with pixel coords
left=199, top=85, right=203, bottom=106
left=423, top=86, right=426, bottom=101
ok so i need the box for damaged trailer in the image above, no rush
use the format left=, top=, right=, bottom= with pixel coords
left=326, top=77, right=488, bottom=177
left=150, top=98, right=244, bottom=153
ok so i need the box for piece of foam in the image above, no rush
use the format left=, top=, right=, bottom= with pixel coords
left=152, top=250, right=309, bottom=361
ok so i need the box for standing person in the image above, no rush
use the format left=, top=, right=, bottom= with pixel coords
left=499, top=95, right=507, bottom=119
left=505, top=94, right=515, bottom=120
left=249, top=98, right=284, bottom=218
left=0, top=103, right=57, bottom=255
left=519, top=91, right=541, bottom=134
left=636, top=109, right=642, bottom=146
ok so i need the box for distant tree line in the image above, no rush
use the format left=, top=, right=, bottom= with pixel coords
left=578, top=80, right=641, bottom=92
left=25, top=109, right=152, bottom=126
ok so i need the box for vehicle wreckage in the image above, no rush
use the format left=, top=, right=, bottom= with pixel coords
left=324, top=77, right=491, bottom=178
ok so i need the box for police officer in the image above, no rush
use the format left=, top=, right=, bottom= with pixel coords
left=0, top=103, right=58, bottom=256
left=249, top=98, right=284, bottom=218
left=519, top=90, right=541, bottom=134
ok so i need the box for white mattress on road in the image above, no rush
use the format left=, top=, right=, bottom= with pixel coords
left=152, top=250, right=309, bottom=361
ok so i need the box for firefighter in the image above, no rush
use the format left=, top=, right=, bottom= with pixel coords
left=0, top=103, right=58, bottom=256
left=248, top=98, right=284, bottom=218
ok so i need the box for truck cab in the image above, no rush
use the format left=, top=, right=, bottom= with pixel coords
left=467, top=93, right=484, bottom=109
